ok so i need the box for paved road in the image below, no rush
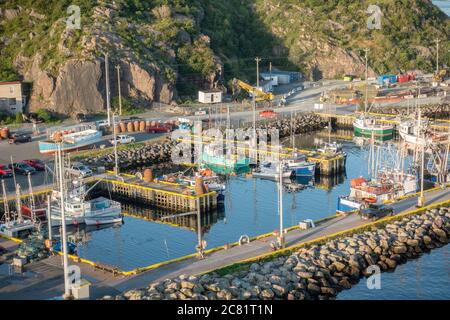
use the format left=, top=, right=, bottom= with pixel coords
left=1, top=186, right=448, bottom=300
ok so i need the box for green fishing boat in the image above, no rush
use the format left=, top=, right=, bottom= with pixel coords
left=353, top=116, right=394, bottom=139
left=201, top=146, right=250, bottom=174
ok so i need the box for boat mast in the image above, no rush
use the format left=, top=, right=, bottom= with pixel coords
left=57, top=143, right=71, bottom=298
left=27, top=173, right=36, bottom=223
left=1, top=179, right=10, bottom=224
left=15, top=184, right=23, bottom=223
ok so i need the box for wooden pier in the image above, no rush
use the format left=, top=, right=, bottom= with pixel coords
left=315, top=112, right=450, bottom=132
left=95, top=174, right=217, bottom=213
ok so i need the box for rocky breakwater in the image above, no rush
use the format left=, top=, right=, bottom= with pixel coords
left=374, top=103, right=450, bottom=118
left=84, top=139, right=177, bottom=171
left=104, top=206, right=450, bottom=300
left=258, top=113, right=327, bottom=139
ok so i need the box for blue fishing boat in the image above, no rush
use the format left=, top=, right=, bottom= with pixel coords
left=38, top=129, right=102, bottom=154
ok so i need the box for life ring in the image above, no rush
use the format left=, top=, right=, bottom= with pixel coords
left=239, top=235, right=250, bottom=246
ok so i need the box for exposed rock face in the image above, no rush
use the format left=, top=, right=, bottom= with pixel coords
left=104, top=206, right=450, bottom=300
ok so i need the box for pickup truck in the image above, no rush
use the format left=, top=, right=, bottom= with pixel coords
left=110, top=135, right=136, bottom=145
left=66, top=163, right=93, bottom=178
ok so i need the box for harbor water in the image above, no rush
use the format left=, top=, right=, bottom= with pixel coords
left=45, top=130, right=448, bottom=300
left=338, top=244, right=450, bottom=300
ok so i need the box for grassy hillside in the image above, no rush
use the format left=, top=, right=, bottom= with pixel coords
left=0, top=0, right=448, bottom=99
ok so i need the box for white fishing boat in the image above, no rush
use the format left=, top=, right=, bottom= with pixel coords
left=284, top=153, right=316, bottom=177
left=0, top=182, right=34, bottom=238
left=253, top=162, right=294, bottom=180
left=50, top=195, right=122, bottom=227
left=399, top=119, right=449, bottom=147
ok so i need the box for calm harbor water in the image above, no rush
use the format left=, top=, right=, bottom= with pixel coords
left=338, top=244, right=450, bottom=300
left=68, top=131, right=371, bottom=271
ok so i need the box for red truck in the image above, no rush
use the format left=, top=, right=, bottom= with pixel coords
left=147, top=123, right=173, bottom=133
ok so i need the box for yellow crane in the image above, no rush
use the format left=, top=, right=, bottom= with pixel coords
left=233, top=79, right=274, bottom=102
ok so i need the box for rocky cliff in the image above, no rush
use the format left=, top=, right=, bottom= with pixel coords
left=0, top=0, right=448, bottom=116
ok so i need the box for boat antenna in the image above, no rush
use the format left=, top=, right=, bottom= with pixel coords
left=1, top=179, right=10, bottom=224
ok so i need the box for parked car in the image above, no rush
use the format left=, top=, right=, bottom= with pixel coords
left=0, top=164, right=13, bottom=178
left=259, top=110, right=278, bottom=118
left=9, top=133, right=32, bottom=144
left=359, top=204, right=394, bottom=221
left=147, top=123, right=172, bottom=133
left=110, top=135, right=136, bottom=145
left=66, top=163, right=93, bottom=178
left=23, top=159, right=46, bottom=171
left=76, top=113, right=88, bottom=123
left=11, top=162, right=37, bottom=175
left=27, top=113, right=45, bottom=124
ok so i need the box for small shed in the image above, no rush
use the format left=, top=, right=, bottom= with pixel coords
left=198, top=89, right=223, bottom=104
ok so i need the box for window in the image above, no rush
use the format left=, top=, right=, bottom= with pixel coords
left=9, top=86, right=14, bottom=94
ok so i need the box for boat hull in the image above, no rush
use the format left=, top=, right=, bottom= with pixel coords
left=292, top=164, right=316, bottom=176
left=85, top=216, right=123, bottom=226
left=38, top=131, right=102, bottom=154
left=353, top=125, right=394, bottom=138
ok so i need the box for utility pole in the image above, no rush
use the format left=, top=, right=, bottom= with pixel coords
left=435, top=38, right=440, bottom=75
left=255, top=57, right=261, bottom=89
left=116, top=65, right=122, bottom=116
left=112, top=112, right=119, bottom=175
left=57, top=143, right=71, bottom=299
left=364, top=48, right=370, bottom=114
left=278, top=161, right=285, bottom=248
left=104, top=52, right=111, bottom=127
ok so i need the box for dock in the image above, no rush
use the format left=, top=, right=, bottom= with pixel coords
left=178, top=134, right=347, bottom=176
left=0, top=173, right=218, bottom=216
left=315, top=112, right=450, bottom=131
left=94, top=174, right=217, bottom=213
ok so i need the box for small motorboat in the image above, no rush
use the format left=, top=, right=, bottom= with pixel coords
left=253, top=162, right=294, bottom=180
left=84, top=216, right=123, bottom=226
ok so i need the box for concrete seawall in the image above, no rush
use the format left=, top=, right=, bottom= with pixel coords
left=103, top=206, right=450, bottom=300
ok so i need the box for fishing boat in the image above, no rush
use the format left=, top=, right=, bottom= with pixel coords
left=50, top=195, right=122, bottom=227
left=0, top=182, right=35, bottom=238
left=38, top=129, right=102, bottom=154
left=201, top=145, right=250, bottom=174
left=337, top=142, right=418, bottom=214
left=181, top=174, right=226, bottom=192
left=353, top=116, right=394, bottom=139
left=399, top=119, right=449, bottom=147
left=253, top=162, right=294, bottom=180
left=284, top=153, right=316, bottom=176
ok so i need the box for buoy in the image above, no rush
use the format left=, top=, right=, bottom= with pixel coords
left=143, top=169, right=154, bottom=183
left=195, top=176, right=206, bottom=195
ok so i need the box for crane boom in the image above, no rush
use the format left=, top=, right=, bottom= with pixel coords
left=234, top=79, right=274, bottom=102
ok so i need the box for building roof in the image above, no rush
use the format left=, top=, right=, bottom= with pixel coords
left=0, top=81, right=21, bottom=86
left=199, top=89, right=222, bottom=93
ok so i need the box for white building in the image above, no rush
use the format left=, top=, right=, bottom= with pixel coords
left=0, top=81, right=25, bottom=114
left=198, top=89, right=222, bottom=104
